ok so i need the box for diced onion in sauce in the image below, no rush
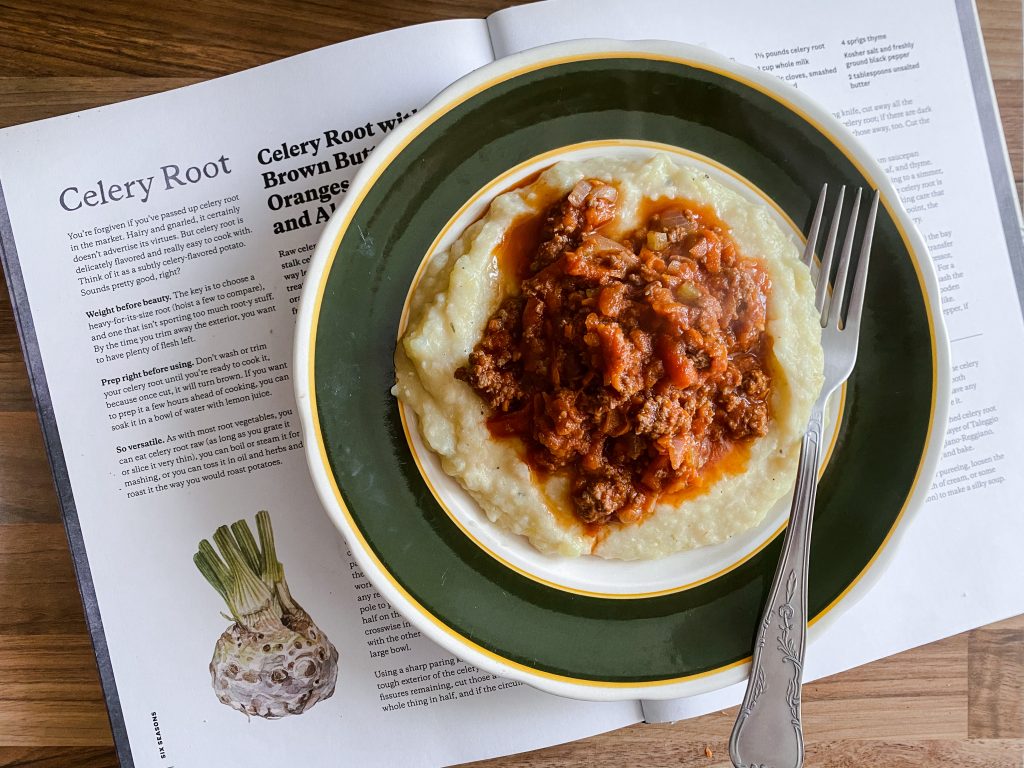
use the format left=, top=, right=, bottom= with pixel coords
left=567, top=179, right=594, bottom=206
left=647, top=231, right=669, bottom=251
left=676, top=282, right=701, bottom=301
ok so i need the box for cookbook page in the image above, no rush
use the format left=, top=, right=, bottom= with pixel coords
left=487, top=0, right=1024, bottom=722
left=0, top=19, right=642, bottom=768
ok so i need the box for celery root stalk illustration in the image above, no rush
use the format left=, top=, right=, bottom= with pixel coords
left=194, top=510, right=338, bottom=718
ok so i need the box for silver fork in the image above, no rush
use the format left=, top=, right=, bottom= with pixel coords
left=729, top=184, right=880, bottom=768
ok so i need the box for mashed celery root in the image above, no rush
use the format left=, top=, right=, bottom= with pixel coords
left=394, top=155, right=823, bottom=560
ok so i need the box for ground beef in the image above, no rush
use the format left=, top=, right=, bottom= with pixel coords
left=456, top=298, right=525, bottom=411
left=455, top=179, right=772, bottom=527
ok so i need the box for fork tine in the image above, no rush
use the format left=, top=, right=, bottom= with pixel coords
left=813, top=186, right=846, bottom=314
left=827, top=188, right=862, bottom=327
left=845, top=189, right=880, bottom=336
left=802, top=184, right=828, bottom=269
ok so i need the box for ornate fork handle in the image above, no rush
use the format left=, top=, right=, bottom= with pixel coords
left=729, top=402, right=824, bottom=768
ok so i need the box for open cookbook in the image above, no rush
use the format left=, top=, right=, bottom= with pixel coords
left=1, top=0, right=1022, bottom=765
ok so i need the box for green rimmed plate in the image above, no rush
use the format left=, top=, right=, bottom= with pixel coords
left=295, top=39, right=949, bottom=700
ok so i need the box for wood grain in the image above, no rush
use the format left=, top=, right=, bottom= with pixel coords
left=0, top=0, right=519, bottom=78
left=978, top=0, right=1023, bottom=187
left=0, top=636, right=112, bottom=747
left=0, top=418, right=61, bottom=525
left=0, top=1, right=1020, bottom=767
left=0, top=751, right=116, bottom=768
left=969, top=615, right=1024, bottom=738
left=0, top=274, right=34, bottom=413
left=0, top=525, right=88, bottom=635
left=0, top=78, right=201, bottom=130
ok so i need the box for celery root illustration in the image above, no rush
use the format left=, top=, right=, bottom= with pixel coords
left=194, top=510, right=339, bottom=718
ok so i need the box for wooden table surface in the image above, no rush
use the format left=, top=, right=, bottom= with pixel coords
left=0, top=2, right=1021, bottom=766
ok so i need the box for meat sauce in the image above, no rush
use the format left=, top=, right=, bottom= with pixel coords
left=455, top=179, right=772, bottom=528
